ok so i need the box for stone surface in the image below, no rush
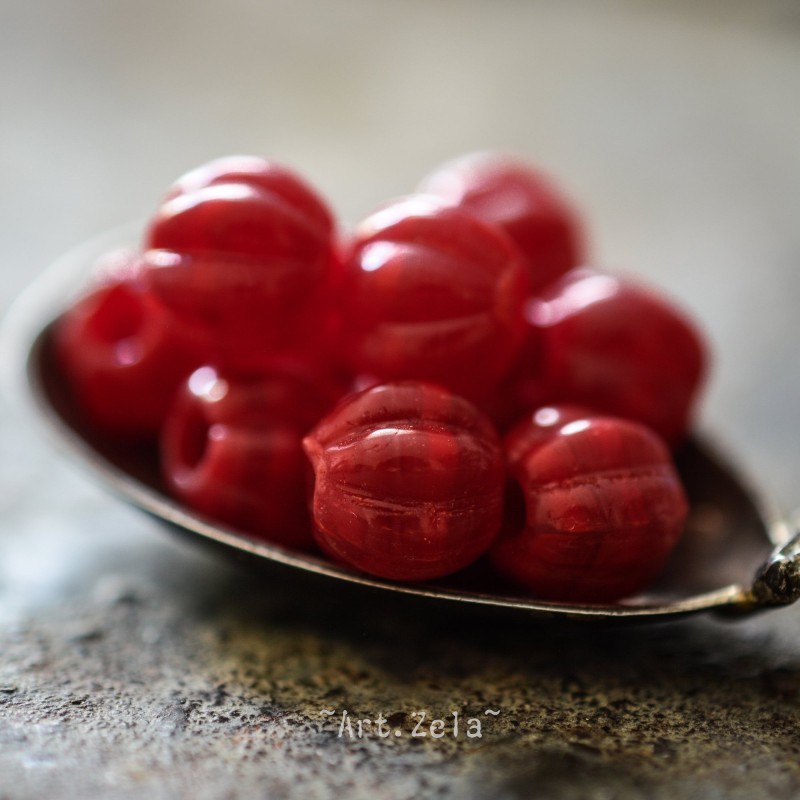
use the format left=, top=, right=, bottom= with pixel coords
left=2, top=519, right=800, bottom=799
left=1, top=1, right=799, bottom=798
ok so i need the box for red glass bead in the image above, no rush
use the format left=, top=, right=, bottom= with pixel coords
left=147, top=156, right=334, bottom=261
left=162, top=155, right=335, bottom=239
left=140, top=248, right=336, bottom=372
left=303, top=382, right=506, bottom=581
left=492, top=407, right=689, bottom=602
left=161, top=363, right=343, bottom=548
left=419, top=152, right=584, bottom=292
left=503, top=404, right=597, bottom=465
left=143, top=158, right=339, bottom=370
left=54, top=261, right=207, bottom=438
left=335, top=196, right=530, bottom=404
left=530, top=268, right=708, bottom=444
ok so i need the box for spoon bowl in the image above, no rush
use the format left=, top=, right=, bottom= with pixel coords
left=3, top=226, right=798, bottom=621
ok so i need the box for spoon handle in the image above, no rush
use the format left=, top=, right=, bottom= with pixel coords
left=751, top=510, right=800, bottom=607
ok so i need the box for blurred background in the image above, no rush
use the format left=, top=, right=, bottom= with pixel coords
left=2, top=0, right=798, bottom=508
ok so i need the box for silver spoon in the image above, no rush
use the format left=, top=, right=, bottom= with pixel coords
left=2, top=225, right=798, bottom=622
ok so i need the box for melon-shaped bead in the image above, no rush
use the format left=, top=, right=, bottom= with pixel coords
left=140, top=248, right=336, bottom=371
left=161, top=364, right=343, bottom=549
left=492, top=408, right=689, bottom=602
left=143, top=158, right=339, bottom=369
left=336, top=196, right=530, bottom=404
left=419, top=152, right=584, bottom=292
left=147, top=156, right=334, bottom=262
left=529, top=268, right=708, bottom=444
left=54, top=259, right=207, bottom=438
left=303, top=382, right=506, bottom=581
left=162, top=155, right=335, bottom=239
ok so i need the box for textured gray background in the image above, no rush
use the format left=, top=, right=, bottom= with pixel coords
left=1, top=1, right=800, bottom=798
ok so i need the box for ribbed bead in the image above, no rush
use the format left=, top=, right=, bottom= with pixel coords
left=161, top=363, right=342, bottom=549
left=419, top=152, right=583, bottom=292
left=336, top=197, right=529, bottom=404
left=493, top=408, right=688, bottom=602
left=529, top=268, right=707, bottom=444
left=304, top=382, right=505, bottom=581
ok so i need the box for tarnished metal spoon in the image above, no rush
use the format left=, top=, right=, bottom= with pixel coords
left=2, top=226, right=798, bottom=621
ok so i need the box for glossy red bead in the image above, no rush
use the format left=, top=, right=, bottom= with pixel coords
left=419, top=152, right=584, bottom=292
left=530, top=268, right=708, bottom=444
left=336, top=196, right=530, bottom=404
left=492, top=407, right=689, bottom=602
left=303, top=382, right=506, bottom=581
left=161, top=363, right=343, bottom=548
left=143, top=158, right=338, bottom=370
left=54, top=260, right=207, bottom=438
left=163, top=155, right=335, bottom=239
left=503, top=404, right=597, bottom=466
left=147, top=156, right=334, bottom=261
left=140, top=248, right=336, bottom=372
